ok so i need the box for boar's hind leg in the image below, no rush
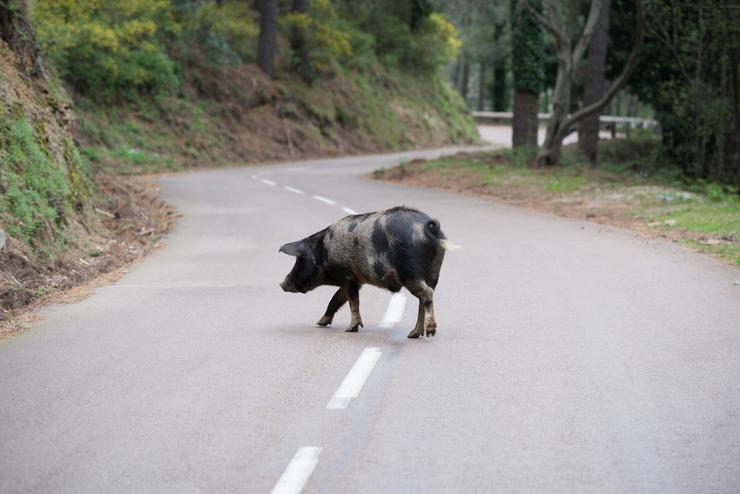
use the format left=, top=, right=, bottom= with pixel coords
left=346, top=282, right=364, bottom=333
left=405, top=280, right=436, bottom=338
left=408, top=301, right=425, bottom=339
left=317, top=288, right=348, bottom=326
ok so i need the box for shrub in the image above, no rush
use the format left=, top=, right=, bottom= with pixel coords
left=176, top=0, right=259, bottom=66
left=409, top=13, right=461, bottom=72
left=281, top=0, right=353, bottom=76
left=33, top=0, right=180, bottom=100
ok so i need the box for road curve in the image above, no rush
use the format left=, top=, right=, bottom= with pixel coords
left=1, top=147, right=739, bottom=493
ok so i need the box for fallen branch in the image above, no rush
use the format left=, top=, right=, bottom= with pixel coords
left=94, top=207, right=115, bottom=219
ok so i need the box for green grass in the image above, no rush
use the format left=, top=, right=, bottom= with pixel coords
left=682, top=240, right=740, bottom=265
left=379, top=136, right=740, bottom=265
left=658, top=201, right=740, bottom=236
left=543, top=173, right=588, bottom=193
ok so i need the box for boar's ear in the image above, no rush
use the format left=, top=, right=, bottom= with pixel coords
left=279, top=240, right=308, bottom=258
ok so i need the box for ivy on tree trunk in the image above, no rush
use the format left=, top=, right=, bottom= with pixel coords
left=511, top=0, right=544, bottom=148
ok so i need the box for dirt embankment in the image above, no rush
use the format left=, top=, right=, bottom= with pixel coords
left=0, top=29, right=178, bottom=334
left=0, top=176, right=177, bottom=337
left=76, top=63, right=478, bottom=175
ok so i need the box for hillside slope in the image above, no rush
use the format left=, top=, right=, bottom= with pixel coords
left=30, top=0, right=477, bottom=173
left=77, top=65, right=477, bottom=174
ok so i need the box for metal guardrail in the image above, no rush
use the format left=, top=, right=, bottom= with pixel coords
left=472, top=111, right=658, bottom=132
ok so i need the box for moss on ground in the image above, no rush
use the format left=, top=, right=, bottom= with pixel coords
left=0, top=115, right=93, bottom=252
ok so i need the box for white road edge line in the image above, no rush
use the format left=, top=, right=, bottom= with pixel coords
left=342, top=207, right=358, bottom=215
left=261, top=179, right=277, bottom=186
left=284, top=186, right=305, bottom=195
left=312, top=195, right=336, bottom=205
left=327, top=347, right=382, bottom=410
left=378, top=293, right=407, bottom=328
left=270, top=447, right=322, bottom=494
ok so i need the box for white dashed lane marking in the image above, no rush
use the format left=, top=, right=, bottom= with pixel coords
left=312, top=195, right=336, bottom=205
left=284, top=186, right=305, bottom=195
left=327, top=348, right=382, bottom=410
left=270, top=447, right=322, bottom=494
left=378, top=293, right=407, bottom=328
left=261, top=179, right=277, bottom=186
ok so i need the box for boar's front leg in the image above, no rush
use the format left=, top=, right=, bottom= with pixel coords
left=317, top=288, right=348, bottom=327
left=346, top=281, right=364, bottom=332
left=405, top=280, right=436, bottom=338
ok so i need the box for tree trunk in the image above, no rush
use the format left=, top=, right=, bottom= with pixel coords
left=257, top=0, right=278, bottom=79
left=477, top=63, right=486, bottom=111
left=492, top=22, right=508, bottom=111
left=539, top=53, right=573, bottom=166
left=452, top=57, right=462, bottom=91
left=460, top=61, right=470, bottom=103
left=492, top=65, right=507, bottom=111
left=578, top=0, right=611, bottom=165
left=528, top=0, right=644, bottom=167
left=291, top=0, right=312, bottom=82
left=511, top=0, right=544, bottom=147
left=513, top=90, right=539, bottom=147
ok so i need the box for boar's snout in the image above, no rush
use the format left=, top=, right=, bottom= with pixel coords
left=280, top=277, right=298, bottom=293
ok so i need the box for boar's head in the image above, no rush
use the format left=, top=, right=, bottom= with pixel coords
left=278, top=230, right=327, bottom=293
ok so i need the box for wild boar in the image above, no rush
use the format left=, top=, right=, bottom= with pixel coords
left=279, top=206, right=448, bottom=338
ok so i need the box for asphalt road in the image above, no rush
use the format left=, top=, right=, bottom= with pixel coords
left=1, top=145, right=740, bottom=493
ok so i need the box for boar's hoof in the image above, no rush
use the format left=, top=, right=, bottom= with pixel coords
left=425, top=324, right=437, bottom=337
left=346, top=323, right=363, bottom=333
left=316, top=315, right=333, bottom=327
left=407, top=327, right=424, bottom=339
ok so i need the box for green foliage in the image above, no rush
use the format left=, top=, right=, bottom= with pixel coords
left=510, top=0, right=543, bottom=95
left=414, top=13, right=462, bottom=71
left=175, top=0, right=259, bottom=66
left=33, top=0, right=180, bottom=99
left=350, top=0, right=461, bottom=73
left=31, top=0, right=462, bottom=98
left=615, top=0, right=740, bottom=187
left=281, top=0, right=353, bottom=76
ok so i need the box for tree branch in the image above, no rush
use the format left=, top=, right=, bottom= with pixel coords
left=572, top=0, right=602, bottom=67
left=559, top=0, right=645, bottom=139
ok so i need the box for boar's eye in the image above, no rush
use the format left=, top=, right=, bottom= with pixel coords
left=279, top=240, right=308, bottom=258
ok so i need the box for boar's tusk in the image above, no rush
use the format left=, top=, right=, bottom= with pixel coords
left=440, top=240, right=463, bottom=252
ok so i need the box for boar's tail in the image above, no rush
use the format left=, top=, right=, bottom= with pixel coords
left=425, top=219, right=445, bottom=239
